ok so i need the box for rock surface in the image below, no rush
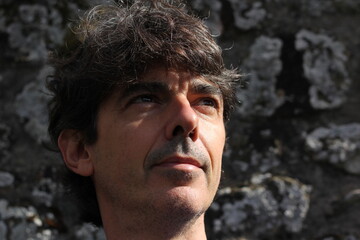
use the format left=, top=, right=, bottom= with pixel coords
left=1, top=0, right=360, bottom=239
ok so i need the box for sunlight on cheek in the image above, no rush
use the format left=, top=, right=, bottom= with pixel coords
left=199, top=121, right=225, bottom=179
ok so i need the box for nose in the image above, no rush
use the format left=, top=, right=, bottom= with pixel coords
left=165, top=96, right=199, bottom=141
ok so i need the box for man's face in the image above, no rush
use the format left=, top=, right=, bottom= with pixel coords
left=87, top=66, right=226, bottom=219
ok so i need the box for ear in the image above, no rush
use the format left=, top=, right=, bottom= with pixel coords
left=58, top=129, right=94, bottom=176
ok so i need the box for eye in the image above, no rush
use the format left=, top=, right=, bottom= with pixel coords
left=131, top=94, right=158, bottom=104
left=197, top=98, right=219, bottom=108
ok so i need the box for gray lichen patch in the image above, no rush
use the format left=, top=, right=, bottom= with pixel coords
left=31, top=178, right=58, bottom=207
left=5, top=4, right=64, bottom=62
left=295, top=29, right=351, bottom=110
left=0, top=199, right=59, bottom=239
left=75, top=223, right=106, bottom=240
left=306, top=123, right=360, bottom=174
left=234, top=146, right=281, bottom=174
left=0, top=171, right=14, bottom=188
left=237, top=36, right=284, bottom=117
left=0, top=1, right=81, bottom=64
left=228, top=0, right=266, bottom=30
left=210, top=174, right=311, bottom=238
left=14, top=66, right=53, bottom=144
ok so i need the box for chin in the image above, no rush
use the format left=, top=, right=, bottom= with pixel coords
left=160, top=185, right=213, bottom=214
left=146, top=169, right=218, bottom=215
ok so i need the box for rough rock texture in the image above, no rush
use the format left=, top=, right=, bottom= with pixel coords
left=207, top=174, right=311, bottom=239
left=14, top=66, right=52, bottom=144
left=1, top=0, right=360, bottom=239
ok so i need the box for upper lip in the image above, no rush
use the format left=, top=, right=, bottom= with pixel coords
left=151, top=155, right=203, bottom=169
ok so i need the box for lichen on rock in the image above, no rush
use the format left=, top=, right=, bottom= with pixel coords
left=228, top=0, right=266, bottom=30
left=14, top=65, right=53, bottom=144
left=75, top=223, right=106, bottom=240
left=0, top=171, right=14, bottom=188
left=6, top=4, right=63, bottom=62
left=1, top=2, right=78, bottom=63
left=306, top=123, right=360, bottom=174
left=0, top=199, right=59, bottom=239
left=295, top=29, right=351, bottom=109
left=210, top=174, right=311, bottom=238
left=31, top=178, right=58, bottom=207
left=234, top=146, right=281, bottom=174
left=237, top=36, right=284, bottom=117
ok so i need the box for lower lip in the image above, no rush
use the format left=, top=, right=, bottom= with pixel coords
left=153, top=162, right=201, bottom=171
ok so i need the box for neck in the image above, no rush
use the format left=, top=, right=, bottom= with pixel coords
left=100, top=200, right=208, bottom=240
left=102, top=211, right=207, bottom=240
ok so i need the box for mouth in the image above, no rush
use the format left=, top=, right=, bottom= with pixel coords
left=151, top=156, right=203, bottom=171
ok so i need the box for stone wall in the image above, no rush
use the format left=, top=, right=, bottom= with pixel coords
left=0, top=0, right=359, bottom=239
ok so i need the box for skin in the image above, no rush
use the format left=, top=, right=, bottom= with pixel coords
left=58, top=66, right=226, bottom=240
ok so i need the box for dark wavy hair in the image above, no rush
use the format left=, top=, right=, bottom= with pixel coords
left=47, top=0, right=240, bottom=225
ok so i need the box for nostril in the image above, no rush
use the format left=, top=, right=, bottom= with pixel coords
left=172, top=126, right=184, bottom=136
left=188, top=130, right=196, bottom=140
left=172, top=125, right=196, bottom=139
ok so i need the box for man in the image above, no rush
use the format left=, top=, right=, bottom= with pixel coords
left=47, top=0, right=240, bottom=239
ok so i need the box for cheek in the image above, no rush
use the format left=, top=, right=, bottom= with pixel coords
left=92, top=121, right=138, bottom=173
left=200, top=122, right=226, bottom=169
left=200, top=123, right=225, bottom=196
left=98, top=119, right=160, bottom=168
left=91, top=121, right=156, bottom=191
left=211, top=123, right=226, bottom=154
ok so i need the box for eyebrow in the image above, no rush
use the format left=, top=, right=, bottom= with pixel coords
left=120, top=82, right=170, bottom=99
left=119, top=80, right=222, bottom=100
left=190, top=82, right=222, bottom=98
